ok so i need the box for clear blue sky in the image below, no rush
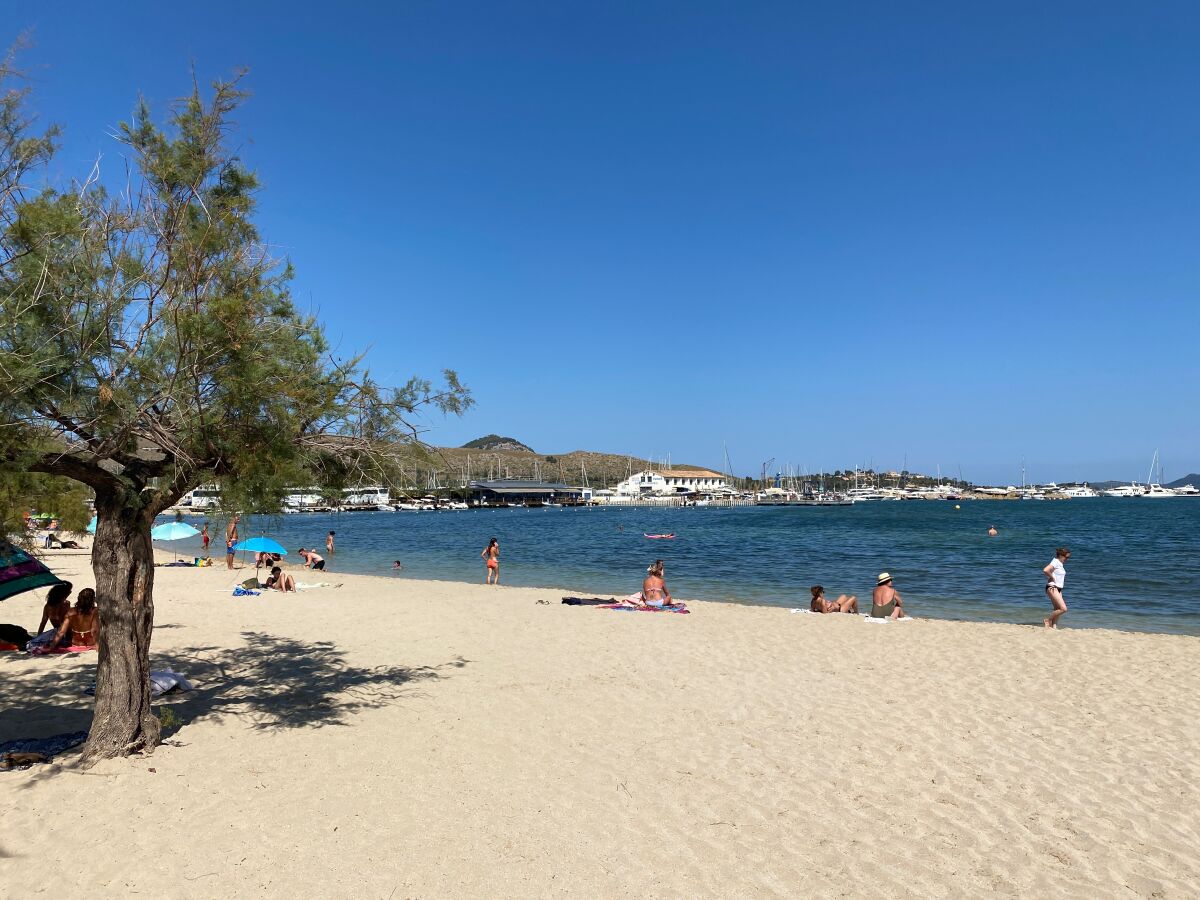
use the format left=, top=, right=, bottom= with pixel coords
left=12, top=2, right=1200, bottom=484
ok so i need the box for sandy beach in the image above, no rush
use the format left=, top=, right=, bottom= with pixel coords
left=2, top=549, right=1198, bottom=898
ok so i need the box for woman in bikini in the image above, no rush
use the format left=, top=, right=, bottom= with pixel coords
left=36, top=582, right=73, bottom=637
left=638, top=560, right=674, bottom=608
left=52, top=588, right=99, bottom=649
left=264, top=566, right=297, bottom=593
left=482, top=538, right=500, bottom=584
left=810, top=585, right=858, bottom=614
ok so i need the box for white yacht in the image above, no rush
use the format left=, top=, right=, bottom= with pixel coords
left=1142, top=483, right=1178, bottom=498
left=1060, top=484, right=1099, bottom=498
left=1102, top=483, right=1146, bottom=498
left=845, top=488, right=885, bottom=502
left=1172, top=483, right=1199, bottom=496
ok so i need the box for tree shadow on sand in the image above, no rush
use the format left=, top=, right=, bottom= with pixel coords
left=1, top=633, right=468, bottom=771
left=156, top=632, right=467, bottom=732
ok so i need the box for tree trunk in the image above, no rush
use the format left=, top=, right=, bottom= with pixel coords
left=81, top=495, right=160, bottom=765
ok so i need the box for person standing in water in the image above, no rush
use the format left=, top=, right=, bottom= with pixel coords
left=482, top=537, right=500, bottom=584
left=326, top=531, right=335, bottom=554
left=1043, top=547, right=1070, bottom=629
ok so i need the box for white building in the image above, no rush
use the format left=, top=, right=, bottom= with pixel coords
left=615, top=469, right=728, bottom=497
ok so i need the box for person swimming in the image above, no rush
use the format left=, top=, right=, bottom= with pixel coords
left=810, top=585, right=858, bottom=614
left=988, top=526, right=998, bottom=537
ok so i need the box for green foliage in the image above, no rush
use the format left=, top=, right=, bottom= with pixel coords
left=0, top=65, right=471, bottom=515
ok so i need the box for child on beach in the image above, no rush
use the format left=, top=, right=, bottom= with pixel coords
left=1043, top=547, right=1070, bottom=629
left=201, top=523, right=210, bottom=552
left=482, top=538, right=500, bottom=584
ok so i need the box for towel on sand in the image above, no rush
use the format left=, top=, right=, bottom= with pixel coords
left=1, top=731, right=88, bottom=770
left=84, top=669, right=193, bottom=698
left=561, top=597, right=618, bottom=606
left=29, top=643, right=95, bottom=656
left=599, top=601, right=690, bottom=614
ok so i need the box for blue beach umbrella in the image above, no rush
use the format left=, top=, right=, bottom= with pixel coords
left=151, top=521, right=201, bottom=563
left=233, top=537, right=288, bottom=556
left=151, top=522, right=201, bottom=541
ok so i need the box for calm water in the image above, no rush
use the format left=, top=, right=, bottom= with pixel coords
left=159, top=499, right=1200, bottom=635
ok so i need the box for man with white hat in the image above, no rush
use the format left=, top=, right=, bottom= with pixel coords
left=870, top=572, right=906, bottom=619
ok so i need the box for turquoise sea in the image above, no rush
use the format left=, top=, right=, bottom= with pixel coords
left=160, top=499, right=1200, bottom=635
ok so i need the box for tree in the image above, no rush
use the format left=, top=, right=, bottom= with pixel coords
left=0, top=66, right=470, bottom=765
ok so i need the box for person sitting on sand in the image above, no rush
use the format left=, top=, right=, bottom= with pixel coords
left=637, top=559, right=675, bottom=608
left=870, top=572, right=906, bottom=619
left=810, top=585, right=858, bottom=614
left=36, top=582, right=73, bottom=637
left=264, top=566, right=296, bottom=593
left=51, top=588, right=98, bottom=649
left=298, top=548, right=326, bottom=571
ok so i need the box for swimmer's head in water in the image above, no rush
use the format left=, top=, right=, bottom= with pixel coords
left=647, top=559, right=664, bottom=577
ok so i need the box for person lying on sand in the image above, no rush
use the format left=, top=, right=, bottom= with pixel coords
left=870, top=572, right=906, bottom=619
left=264, top=566, right=296, bottom=593
left=51, top=589, right=98, bottom=649
left=810, top=585, right=858, bottom=614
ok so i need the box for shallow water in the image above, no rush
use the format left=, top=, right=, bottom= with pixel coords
left=159, top=498, right=1200, bottom=635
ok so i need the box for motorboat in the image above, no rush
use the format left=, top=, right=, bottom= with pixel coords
left=1142, top=483, right=1178, bottom=498
left=1060, top=484, right=1099, bottom=498
left=1102, top=484, right=1145, bottom=497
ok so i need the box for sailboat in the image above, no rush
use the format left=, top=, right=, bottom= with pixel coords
left=1142, top=450, right=1178, bottom=498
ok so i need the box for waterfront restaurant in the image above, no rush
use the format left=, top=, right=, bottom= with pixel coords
left=467, top=479, right=585, bottom=507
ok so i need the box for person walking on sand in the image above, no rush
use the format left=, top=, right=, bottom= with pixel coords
left=225, top=515, right=240, bottom=570
left=326, top=531, right=335, bottom=554
left=870, top=572, right=906, bottom=619
left=1043, top=547, right=1070, bottom=629
left=482, top=537, right=500, bottom=584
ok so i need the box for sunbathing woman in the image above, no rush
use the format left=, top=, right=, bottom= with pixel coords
left=810, top=585, right=858, bottom=614
left=638, top=560, right=674, bottom=608
left=52, top=588, right=98, bottom=649
left=264, top=566, right=296, bottom=593
left=36, top=582, right=73, bottom=637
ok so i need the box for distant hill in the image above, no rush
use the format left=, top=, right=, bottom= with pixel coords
left=1166, top=474, right=1200, bottom=489
left=461, top=434, right=535, bottom=453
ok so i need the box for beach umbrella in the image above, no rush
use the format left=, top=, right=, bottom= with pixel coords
left=0, top=540, right=66, bottom=602
left=86, top=516, right=97, bottom=534
left=233, top=537, right=288, bottom=556
left=151, top=521, right=200, bottom=562
left=151, top=522, right=200, bottom=541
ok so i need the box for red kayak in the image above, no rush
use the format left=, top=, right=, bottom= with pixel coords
left=644, top=533, right=676, bottom=539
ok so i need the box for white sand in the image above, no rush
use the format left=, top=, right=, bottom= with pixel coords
left=2, top=550, right=1198, bottom=898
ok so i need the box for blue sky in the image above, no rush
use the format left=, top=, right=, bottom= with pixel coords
left=11, top=2, right=1200, bottom=484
